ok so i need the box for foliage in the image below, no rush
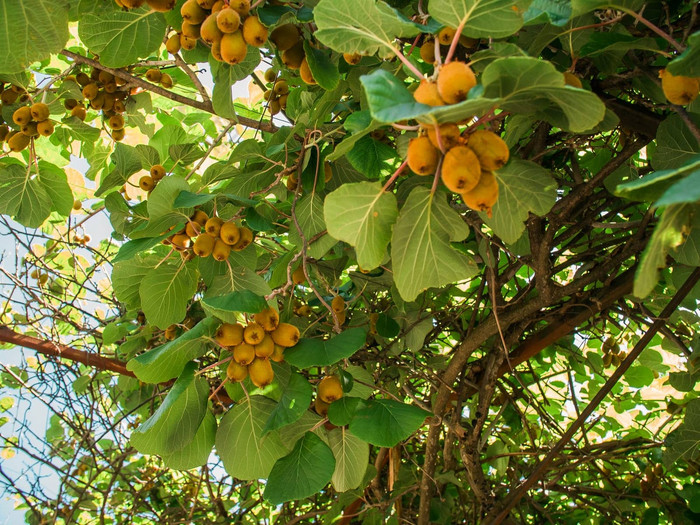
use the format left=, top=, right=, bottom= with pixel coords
left=1, top=0, right=700, bottom=524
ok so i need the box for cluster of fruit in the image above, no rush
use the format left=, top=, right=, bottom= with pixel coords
left=29, top=269, right=50, bottom=286
left=144, top=68, right=174, bottom=89
left=407, top=60, right=508, bottom=217
left=138, top=164, right=167, bottom=192
left=659, top=69, right=699, bottom=105
left=640, top=463, right=663, bottom=496
left=66, top=69, right=132, bottom=141
left=218, top=307, right=301, bottom=387
left=2, top=102, right=53, bottom=152
left=114, top=0, right=175, bottom=10
left=601, top=337, right=627, bottom=368
left=164, top=0, right=268, bottom=66
left=268, top=23, right=318, bottom=85
left=418, top=30, right=479, bottom=64
left=262, top=69, right=289, bottom=116
left=163, top=208, right=254, bottom=261
left=313, top=375, right=344, bottom=416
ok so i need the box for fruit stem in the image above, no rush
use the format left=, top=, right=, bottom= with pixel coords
left=391, top=45, right=423, bottom=79
left=620, top=7, right=684, bottom=53
left=445, top=17, right=468, bottom=64
left=391, top=123, right=420, bottom=131
left=196, top=355, right=233, bottom=376
left=208, top=377, right=230, bottom=401
left=432, top=122, right=446, bottom=154
left=430, top=157, right=443, bottom=195
left=382, top=159, right=408, bottom=192
left=434, top=38, right=442, bottom=67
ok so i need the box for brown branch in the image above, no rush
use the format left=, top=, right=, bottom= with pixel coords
left=59, top=50, right=277, bottom=134
left=484, top=266, right=700, bottom=524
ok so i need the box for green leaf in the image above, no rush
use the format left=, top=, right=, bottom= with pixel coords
left=653, top=115, right=700, bottom=171
left=263, top=373, right=313, bottom=434
left=324, top=182, right=398, bottom=270
left=139, top=260, right=199, bottom=329
left=616, top=155, right=700, bottom=203
left=327, top=427, right=369, bottom=492
left=635, top=204, right=693, bottom=298
left=127, top=318, right=219, bottom=384
left=211, top=47, right=261, bottom=119
left=112, top=255, right=159, bottom=309
left=624, top=366, right=654, bottom=388
left=95, top=143, right=143, bottom=197
left=130, top=363, right=209, bottom=455
left=328, top=397, right=365, bottom=427
left=38, top=163, right=74, bottom=217
left=216, top=396, right=290, bottom=480
left=174, top=190, right=256, bottom=208
left=314, top=0, right=419, bottom=57
left=264, top=431, right=336, bottom=504
left=112, top=228, right=182, bottom=264
left=663, top=398, right=700, bottom=467
left=428, top=0, right=523, bottom=38
left=667, top=32, right=700, bottom=77
left=147, top=176, right=193, bottom=222
left=284, top=328, right=367, bottom=369
left=349, top=399, right=429, bottom=447
left=391, top=187, right=477, bottom=302
left=201, top=290, right=268, bottom=323
left=346, top=135, right=398, bottom=180
left=161, top=411, right=216, bottom=470
left=0, top=163, right=52, bottom=228
left=289, top=193, right=338, bottom=259
left=523, top=0, right=572, bottom=26
left=0, top=0, right=70, bottom=74
left=673, top=210, right=700, bottom=266
left=655, top=170, right=700, bottom=208
left=303, top=41, right=340, bottom=91
left=79, top=7, right=167, bottom=68
left=483, top=160, right=557, bottom=244
left=482, top=57, right=606, bottom=132
left=376, top=313, right=400, bottom=338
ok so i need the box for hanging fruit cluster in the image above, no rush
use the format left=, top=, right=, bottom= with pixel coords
left=407, top=57, right=508, bottom=217
left=313, top=375, right=344, bottom=416
left=138, top=164, right=167, bottom=192
left=217, top=307, right=301, bottom=387
left=66, top=69, right=132, bottom=141
left=163, top=208, right=254, bottom=260
left=2, top=101, right=53, bottom=152
left=164, top=0, right=268, bottom=66
left=114, top=0, right=176, bottom=9
left=658, top=69, right=700, bottom=105
left=262, top=69, right=289, bottom=116
left=601, top=337, right=627, bottom=368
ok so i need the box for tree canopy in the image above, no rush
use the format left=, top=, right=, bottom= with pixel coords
left=0, top=0, right=699, bottom=523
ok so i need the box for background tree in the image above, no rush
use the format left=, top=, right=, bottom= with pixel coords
left=0, top=0, right=699, bottom=524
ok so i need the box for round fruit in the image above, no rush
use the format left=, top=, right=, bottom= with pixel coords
left=563, top=71, right=582, bottom=89
left=205, top=216, right=224, bottom=237
left=170, top=234, right=191, bottom=250
left=270, top=344, right=285, bottom=363
left=271, top=323, right=300, bottom=347
left=253, top=306, right=279, bottom=332
left=318, top=375, right=343, bottom=403
left=30, top=103, right=50, bottom=122
left=659, top=69, right=699, bottom=105
left=461, top=170, right=499, bottom=216
left=12, top=106, right=32, bottom=126
left=315, top=397, right=329, bottom=416
left=425, top=123, right=461, bottom=150
left=212, top=239, right=232, bottom=261
left=299, top=57, right=316, bottom=85
left=255, top=334, right=275, bottom=358
left=200, top=14, right=223, bottom=44
left=244, top=322, right=265, bottom=345
left=220, top=31, right=248, bottom=65
left=216, top=322, right=244, bottom=347
left=407, top=136, right=440, bottom=176
left=242, top=16, right=268, bottom=47
left=437, top=61, right=476, bottom=104
left=281, top=41, right=305, bottom=70
left=226, top=360, right=248, bottom=382
left=150, top=164, right=166, bottom=180
left=438, top=27, right=456, bottom=45
left=414, top=79, right=445, bottom=106
left=343, top=52, right=362, bottom=65
left=145, top=68, right=162, bottom=83
left=331, top=295, right=345, bottom=313
left=292, top=266, right=306, bottom=285
left=420, top=40, right=436, bottom=63
left=147, top=0, right=176, bottom=11
left=232, top=226, right=253, bottom=251
left=441, top=146, right=481, bottom=193
left=165, top=33, right=181, bottom=54
left=180, top=34, right=198, bottom=51
left=112, top=129, right=126, bottom=141
left=216, top=7, right=240, bottom=33
left=180, top=0, right=207, bottom=24
left=185, top=221, right=201, bottom=238
left=270, top=24, right=299, bottom=51
left=193, top=233, right=216, bottom=257
left=71, top=106, right=87, bottom=121
left=37, top=120, right=55, bottom=137
left=248, top=357, right=274, bottom=388
left=8, top=132, right=30, bottom=152
left=466, top=129, right=510, bottom=171
left=219, top=221, right=240, bottom=245
left=229, top=0, right=250, bottom=16
left=191, top=209, right=209, bottom=225
left=108, top=114, right=125, bottom=130
left=233, top=342, right=255, bottom=365
left=139, top=175, right=155, bottom=191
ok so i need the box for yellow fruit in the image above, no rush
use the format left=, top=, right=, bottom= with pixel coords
left=145, top=68, right=162, bottom=83
left=193, top=233, right=215, bottom=257
left=196, top=0, right=216, bottom=7
left=12, top=106, right=32, bottom=126
left=407, top=136, right=440, bottom=176
left=273, top=80, right=289, bottom=95
left=150, top=164, right=166, bottom=180
left=229, top=0, right=250, bottom=16
left=335, top=309, right=347, bottom=326
left=114, top=99, right=126, bottom=113
left=233, top=342, right=256, bottom=365
left=37, top=120, right=54, bottom=137
left=147, top=0, right=176, bottom=11
left=166, top=33, right=181, bottom=54
left=270, top=24, right=299, bottom=51
left=413, top=79, right=445, bottom=106
left=269, top=99, right=282, bottom=115
left=318, top=375, right=343, bottom=403
left=563, top=71, right=582, bottom=89
left=180, top=34, right=198, bottom=51
left=255, top=334, right=275, bottom=358
left=205, top=217, right=224, bottom=237
left=30, top=103, right=50, bottom=122
left=181, top=0, right=207, bottom=24
left=216, top=322, right=244, bottom=346
left=264, top=69, right=277, bottom=83
left=108, top=114, right=125, bottom=130
left=139, top=175, right=155, bottom=191
left=185, top=221, right=201, bottom=238
left=8, top=133, right=30, bottom=152
left=211, top=0, right=225, bottom=11
left=181, top=21, right=201, bottom=39
left=244, top=322, right=266, bottom=345
left=200, top=14, right=223, bottom=45
left=212, top=239, right=232, bottom=261
left=170, top=233, right=191, bottom=250
left=659, top=69, right=700, bottom=105
left=438, top=27, right=456, bottom=45
left=296, top=304, right=312, bottom=317
left=164, top=324, right=178, bottom=340
left=254, top=306, right=280, bottom=332
left=226, top=360, right=248, bottom=382
left=420, top=41, right=436, bottom=63
left=72, top=200, right=82, bottom=211
left=461, top=170, right=499, bottom=217
left=299, top=57, right=316, bottom=85
left=248, top=357, right=274, bottom=388
left=270, top=344, right=285, bottom=363
left=343, top=52, right=362, bottom=65
left=281, top=41, right=305, bottom=69
left=71, top=105, right=87, bottom=121
left=331, top=295, right=345, bottom=313
left=220, top=31, right=248, bottom=65
left=211, top=40, right=223, bottom=62
left=466, top=129, right=509, bottom=171
left=315, top=397, right=330, bottom=416
left=219, top=221, right=240, bottom=245
left=242, top=16, right=268, bottom=47
left=292, top=266, right=306, bottom=285
left=425, top=123, right=461, bottom=150
left=90, top=92, right=106, bottom=110
left=21, top=122, right=39, bottom=138
left=112, top=129, right=126, bottom=142
left=83, top=83, right=99, bottom=100
left=216, top=7, right=240, bottom=33
left=271, top=323, right=300, bottom=347
left=232, top=226, right=253, bottom=251
left=441, top=145, right=481, bottom=193
left=437, top=61, right=476, bottom=104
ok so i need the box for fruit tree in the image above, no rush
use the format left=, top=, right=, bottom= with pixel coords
left=1, top=0, right=699, bottom=523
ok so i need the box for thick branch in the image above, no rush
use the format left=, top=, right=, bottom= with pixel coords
left=484, top=267, right=700, bottom=524
left=59, top=50, right=277, bottom=134
left=0, top=325, right=134, bottom=376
